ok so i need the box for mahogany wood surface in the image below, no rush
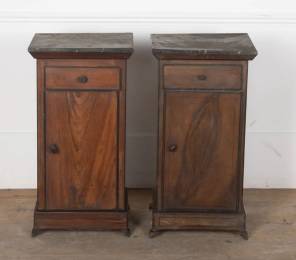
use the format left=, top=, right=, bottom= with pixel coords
left=46, top=91, right=118, bottom=210
left=46, top=67, right=120, bottom=90
left=151, top=33, right=257, bottom=239
left=34, top=58, right=129, bottom=233
left=30, top=33, right=133, bottom=235
left=163, top=92, right=241, bottom=211
left=37, top=60, right=46, bottom=210
left=164, top=64, right=242, bottom=90
left=33, top=209, right=128, bottom=232
left=153, top=211, right=245, bottom=231
left=152, top=60, right=249, bottom=238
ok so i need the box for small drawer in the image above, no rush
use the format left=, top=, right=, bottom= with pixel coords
left=46, top=67, right=120, bottom=90
left=164, top=64, right=242, bottom=90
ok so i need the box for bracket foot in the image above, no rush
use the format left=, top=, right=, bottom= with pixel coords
left=31, top=228, right=43, bottom=237
left=149, top=229, right=161, bottom=238
left=240, top=230, right=249, bottom=240
left=123, top=228, right=131, bottom=237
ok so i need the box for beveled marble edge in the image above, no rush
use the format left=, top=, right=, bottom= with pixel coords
left=151, top=49, right=257, bottom=60
left=151, top=33, right=258, bottom=60
left=28, top=33, right=134, bottom=55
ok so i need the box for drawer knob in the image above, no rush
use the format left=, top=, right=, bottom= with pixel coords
left=168, top=144, right=177, bottom=152
left=78, top=75, right=88, bottom=83
left=197, top=75, right=207, bottom=81
left=49, top=144, right=59, bottom=154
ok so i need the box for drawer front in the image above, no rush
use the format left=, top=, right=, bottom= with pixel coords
left=164, top=64, right=242, bottom=90
left=46, top=67, right=120, bottom=90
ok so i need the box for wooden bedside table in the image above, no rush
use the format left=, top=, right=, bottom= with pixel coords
left=28, top=33, right=133, bottom=236
left=150, top=33, right=257, bottom=239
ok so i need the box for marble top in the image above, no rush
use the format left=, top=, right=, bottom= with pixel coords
left=28, top=33, right=133, bottom=57
left=151, top=33, right=257, bottom=60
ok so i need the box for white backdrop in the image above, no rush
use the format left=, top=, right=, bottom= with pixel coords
left=0, top=0, right=296, bottom=188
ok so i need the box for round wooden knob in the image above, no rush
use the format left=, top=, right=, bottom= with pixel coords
left=78, top=75, right=88, bottom=83
left=168, top=144, right=177, bottom=152
left=49, top=144, right=59, bottom=154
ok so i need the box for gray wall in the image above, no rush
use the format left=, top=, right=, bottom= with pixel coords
left=126, top=39, right=158, bottom=187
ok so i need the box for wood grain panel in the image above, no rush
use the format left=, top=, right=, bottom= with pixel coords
left=164, top=64, right=242, bottom=90
left=45, top=91, right=118, bottom=210
left=163, top=92, right=241, bottom=211
left=153, top=211, right=245, bottom=231
left=46, top=67, right=120, bottom=90
left=34, top=210, right=128, bottom=230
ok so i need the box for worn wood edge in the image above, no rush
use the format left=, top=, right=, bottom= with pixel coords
left=151, top=210, right=246, bottom=232
left=33, top=205, right=129, bottom=232
left=117, top=61, right=127, bottom=209
left=156, top=60, right=164, bottom=210
left=37, top=59, right=46, bottom=209
left=35, top=58, right=129, bottom=215
left=237, top=61, right=248, bottom=212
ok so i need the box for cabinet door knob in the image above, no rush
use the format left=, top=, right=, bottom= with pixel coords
left=197, top=74, right=207, bottom=81
left=49, top=144, right=59, bottom=154
left=168, top=144, right=177, bottom=152
left=77, top=75, right=88, bottom=83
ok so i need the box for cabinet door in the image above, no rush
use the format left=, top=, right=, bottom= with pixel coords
left=45, top=91, right=118, bottom=210
left=163, top=92, right=241, bottom=211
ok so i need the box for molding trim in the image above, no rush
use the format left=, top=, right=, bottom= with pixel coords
left=1, top=131, right=296, bottom=135
left=0, top=10, right=296, bottom=24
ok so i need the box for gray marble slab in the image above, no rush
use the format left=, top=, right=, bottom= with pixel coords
left=151, top=33, right=257, bottom=60
left=28, top=33, right=133, bottom=55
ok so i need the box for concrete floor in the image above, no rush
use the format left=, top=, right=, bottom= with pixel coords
left=0, top=189, right=295, bottom=260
